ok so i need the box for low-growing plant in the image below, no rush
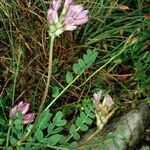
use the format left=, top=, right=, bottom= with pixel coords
left=0, top=50, right=98, bottom=149
left=0, top=0, right=149, bottom=149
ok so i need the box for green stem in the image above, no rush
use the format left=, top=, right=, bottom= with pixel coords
left=12, top=48, right=22, bottom=105
left=44, top=33, right=134, bottom=112
left=36, top=35, right=55, bottom=120
left=16, top=36, right=55, bottom=144
left=15, top=142, right=69, bottom=150
left=6, top=120, right=12, bottom=147
left=44, top=74, right=81, bottom=111
left=79, top=35, right=132, bottom=87
left=44, top=40, right=125, bottom=111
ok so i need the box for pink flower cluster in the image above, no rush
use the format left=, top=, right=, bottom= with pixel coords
left=9, top=101, right=35, bottom=124
left=64, top=2, right=88, bottom=31
left=93, top=90, right=113, bottom=111
left=47, top=0, right=88, bottom=36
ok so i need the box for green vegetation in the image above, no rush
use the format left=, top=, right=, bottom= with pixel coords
left=0, top=0, right=149, bottom=149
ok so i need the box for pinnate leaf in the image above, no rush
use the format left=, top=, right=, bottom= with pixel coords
left=52, top=127, right=63, bottom=134
left=53, top=111, right=67, bottom=127
left=73, top=49, right=98, bottom=75
left=47, top=134, right=61, bottom=146
left=73, top=63, right=81, bottom=75
left=36, top=110, right=52, bottom=130
left=10, top=137, right=17, bottom=145
left=75, top=117, right=83, bottom=127
left=35, top=130, right=43, bottom=141
left=66, top=72, right=74, bottom=84
left=69, top=124, right=80, bottom=140
left=78, top=59, right=85, bottom=68
left=56, top=120, right=67, bottom=127
left=68, top=142, right=78, bottom=149
left=0, top=118, right=6, bottom=126
left=84, top=117, right=93, bottom=125
left=53, top=111, right=63, bottom=123
left=52, top=86, right=59, bottom=98
left=47, top=123, right=55, bottom=134
left=79, top=123, right=88, bottom=131
left=84, top=106, right=95, bottom=119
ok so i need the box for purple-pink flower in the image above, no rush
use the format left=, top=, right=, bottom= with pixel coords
left=9, top=101, right=35, bottom=124
left=102, top=95, right=113, bottom=110
left=47, top=0, right=88, bottom=36
left=64, top=4, right=88, bottom=31
left=47, top=0, right=62, bottom=24
left=93, top=91, right=113, bottom=112
left=64, top=0, right=73, bottom=8
left=93, top=90, right=102, bottom=101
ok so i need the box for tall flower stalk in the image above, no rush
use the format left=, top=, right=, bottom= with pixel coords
left=36, top=35, right=55, bottom=119
left=36, top=0, right=88, bottom=119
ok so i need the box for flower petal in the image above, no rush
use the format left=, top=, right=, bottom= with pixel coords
left=93, top=90, right=102, bottom=101
left=47, top=8, right=58, bottom=24
left=21, top=103, right=29, bottom=115
left=9, top=105, right=18, bottom=117
left=17, top=101, right=24, bottom=108
left=64, top=0, right=73, bottom=8
left=53, top=0, right=62, bottom=11
left=65, top=5, right=83, bottom=18
left=74, top=17, right=88, bottom=25
left=64, top=3, right=88, bottom=29
left=64, top=25, right=77, bottom=31
left=23, top=113, right=35, bottom=124
left=102, top=95, right=113, bottom=108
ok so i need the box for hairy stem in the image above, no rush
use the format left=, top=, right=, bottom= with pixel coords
left=44, top=73, right=81, bottom=112
left=36, top=35, right=55, bottom=120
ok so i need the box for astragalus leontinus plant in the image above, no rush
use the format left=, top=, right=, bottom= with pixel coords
left=3, top=0, right=99, bottom=149
left=37, top=0, right=89, bottom=119
left=9, top=101, right=35, bottom=124
left=1, top=0, right=149, bottom=149
left=6, top=102, right=35, bottom=147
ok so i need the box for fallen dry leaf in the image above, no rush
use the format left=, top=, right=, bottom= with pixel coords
left=118, top=5, right=129, bottom=10
left=144, top=13, right=150, bottom=19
